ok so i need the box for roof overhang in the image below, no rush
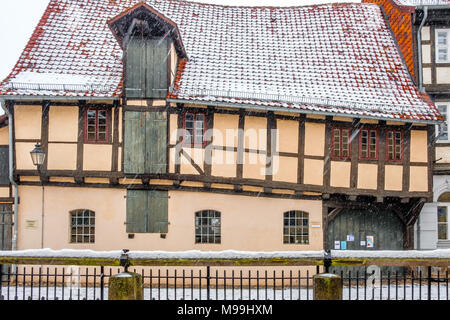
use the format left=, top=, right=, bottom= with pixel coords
left=108, top=2, right=187, bottom=58
left=167, top=98, right=442, bottom=125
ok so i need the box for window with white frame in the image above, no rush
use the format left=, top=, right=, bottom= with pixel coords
left=437, top=103, right=449, bottom=141
left=437, top=192, right=450, bottom=241
left=438, top=206, right=448, bottom=241
left=436, top=29, right=450, bottom=63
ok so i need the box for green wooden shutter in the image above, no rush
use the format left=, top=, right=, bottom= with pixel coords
left=126, top=190, right=168, bottom=233
left=126, top=37, right=169, bottom=98
left=145, top=38, right=169, bottom=99
left=126, top=190, right=148, bottom=233
left=148, top=190, right=169, bottom=233
left=124, top=111, right=146, bottom=174
left=125, top=38, right=145, bottom=98
left=124, top=111, right=167, bottom=174
left=146, top=112, right=167, bottom=174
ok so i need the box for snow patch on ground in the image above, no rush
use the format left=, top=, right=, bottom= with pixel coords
left=1, top=249, right=450, bottom=260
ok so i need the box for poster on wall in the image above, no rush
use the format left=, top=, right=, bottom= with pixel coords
left=346, top=235, right=354, bottom=242
left=340, top=241, right=347, bottom=250
left=360, top=241, right=366, bottom=247
left=334, top=241, right=340, bottom=250
left=366, top=236, right=374, bottom=248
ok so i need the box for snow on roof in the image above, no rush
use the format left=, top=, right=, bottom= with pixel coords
left=0, top=0, right=441, bottom=122
left=393, top=0, right=450, bottom=6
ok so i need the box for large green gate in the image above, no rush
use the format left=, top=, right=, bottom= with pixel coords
left=327, top=208, right=404, bottom=275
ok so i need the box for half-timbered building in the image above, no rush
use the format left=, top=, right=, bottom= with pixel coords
left=364, top=0, right=450, bottom=249
left=0, top=0, right=443, bottom=254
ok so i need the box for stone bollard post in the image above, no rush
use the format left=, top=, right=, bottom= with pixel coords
left=313, top=273, right=342, bottom=300
left=108, top=272, right=144, bottom=300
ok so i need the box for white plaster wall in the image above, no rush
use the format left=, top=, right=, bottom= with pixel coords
left=416, top=175, right=450, bottom=249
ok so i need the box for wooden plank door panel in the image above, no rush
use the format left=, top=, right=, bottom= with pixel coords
left=124, top=111, right=146, bottom=174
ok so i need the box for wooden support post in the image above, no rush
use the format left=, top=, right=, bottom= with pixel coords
left=108, top=272, right=143, bottom=300
left=313, top=273, right=342, bottom=300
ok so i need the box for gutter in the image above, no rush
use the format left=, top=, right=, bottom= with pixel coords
left=0, top=99, right=18, bottom=252
left=167, top=98, right=443, bottom=125
left=0, top=95, right=119, bottom=101
left=417, top=6, right=428, bottom=93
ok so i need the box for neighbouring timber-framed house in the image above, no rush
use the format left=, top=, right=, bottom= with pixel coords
left=364, top=0, right=450, bottom=249
left=0, top=0, right=443, bottom=253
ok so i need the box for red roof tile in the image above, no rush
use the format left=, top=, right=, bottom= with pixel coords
left=0, top=0, right=442, bottom=122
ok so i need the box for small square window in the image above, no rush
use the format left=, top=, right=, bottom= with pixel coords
left=386, top=130, right=403, bottom=162
left=332, top=128, right=351, bottom=159
left=70, top=210, right=95, bottom=244
left=85, top=108, right=109, bottom=143
left=195, top=210, right=221, bottom=244
left=283, top=211, right=309, bottom=244
left=360, top=129, right=378, bottom=160
left=183, top=112, right=206, bottom=147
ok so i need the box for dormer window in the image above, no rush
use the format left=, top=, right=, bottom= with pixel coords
left=125, top=37, right=170, bottom=99
left=108, top=2, right=187, bottom=99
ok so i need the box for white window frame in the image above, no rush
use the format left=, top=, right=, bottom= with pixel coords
left=437, top=204, right=450, bottom=241
left=436, top=103, right=450, bottom=142
left=436, top=29, right=450, bottom=63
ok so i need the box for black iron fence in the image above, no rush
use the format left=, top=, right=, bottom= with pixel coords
left=0, top=264, right=448, bottom=301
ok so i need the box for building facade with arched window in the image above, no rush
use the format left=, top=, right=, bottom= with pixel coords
left=0, top=1, right=444, bottom=254
left=417, top=176, right=450, bottom=249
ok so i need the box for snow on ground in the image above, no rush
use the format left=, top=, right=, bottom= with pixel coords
left=2, top=249, right=450, bottom=259
left=0, top=284, right=448, bottom=301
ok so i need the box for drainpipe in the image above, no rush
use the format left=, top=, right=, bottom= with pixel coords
left=0, top=99, right=18, bottom=252
left=417, top=6, right=428, bottom=92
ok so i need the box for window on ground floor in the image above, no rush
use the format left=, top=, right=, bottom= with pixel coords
left=70, top=209, right=95, bottom=243
left=438, top=206, right=448, bottom=241
left=437, top=192, right=450, bottom=241
left=283, top=211, right=309, bottom=244
left=195, top=210, right=221, bottom=244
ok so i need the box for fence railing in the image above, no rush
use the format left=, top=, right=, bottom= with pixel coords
left=0, top=249, right=449, bottom=301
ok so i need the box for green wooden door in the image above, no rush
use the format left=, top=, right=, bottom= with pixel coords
left=126, top=190, right=168, bottom=233
left=327, top=208, right=404, bottom=274
left=124, top=111, right=167, bottom=174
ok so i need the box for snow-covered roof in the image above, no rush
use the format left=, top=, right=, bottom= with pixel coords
left=393, top=0, right=450, bottom=6
left=0, top=0, right=442, bottom=122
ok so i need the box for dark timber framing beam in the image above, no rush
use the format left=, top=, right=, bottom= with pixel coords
left=40, top=100, right=50, bottom=183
